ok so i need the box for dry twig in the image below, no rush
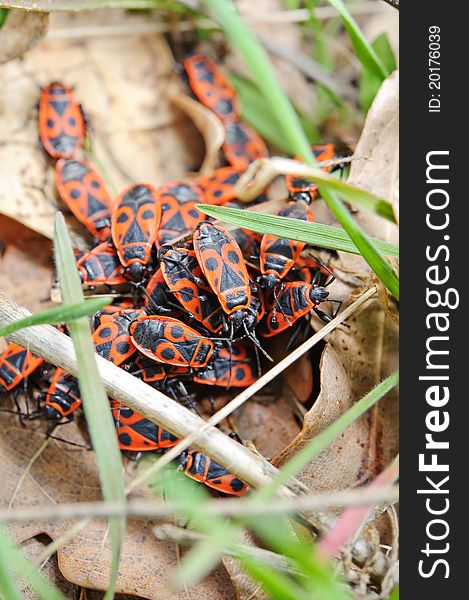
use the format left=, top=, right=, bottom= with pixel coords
left=0, top=485, right=399, bottom=524
left=154, top=523, right=303, bottom=577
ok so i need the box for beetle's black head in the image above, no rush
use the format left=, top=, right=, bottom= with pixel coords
left=175, top=451, right=189, bottom=469
left=292, top=191, right=313, bottom=205
left=229, top=309, right=247, bottom=331
left=309, top=286, right=329, bottom=305
left=128, top=262, right=145, bottom=282
left=44, top=405, right=62, bottom=421
left=257, top=273, right=280, bottom=290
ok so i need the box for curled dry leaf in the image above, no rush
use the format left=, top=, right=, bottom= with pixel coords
left=332, top=70, right=399, bottom=292
left=169, top=90, right=225, bottom=174
left=0, top=10, right=49, bottom=64
left=274, top=73, right=399, bottom=498
left=273, top=300, right=398, bottom=493
left=19, top=537, right=79, bottom=600
left=347, top=70, right=399, bottom=241
left=0, top=10, right=204, bottom=247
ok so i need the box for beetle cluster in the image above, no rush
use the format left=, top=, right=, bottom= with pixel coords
left=1, top=55, right=343, bottom=496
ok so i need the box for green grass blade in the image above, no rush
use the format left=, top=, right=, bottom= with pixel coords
left=0, top=528, right=65, bottom=600
left=254, top=371, right=399, bottom=501
left=242, top=559, right=312, bottom=600
left=200, top=0, right=314, bottom=161
left=197, top=205, right=399, bottom=258
left=0, top=8, right=8, bottom=28
left=229, top=74, right=320, bottom=152
left=327, top=0, right=389, bottom=81
left=231, top=157, right=396, bottom=220
left=0, top=297, right=113, bottom=338
left=281, top=166, right=395, bottom=221
left=200, top=0, right=399, bottom=300
left=54, top=213, right=125, bottom=600
left=249, top=517, right=351, bottom=600
left=360, top=32, right=397, bottom=112
left=388, top=586, right=399, bottom=600
left=320, top=189, right=399, bottom=298
left=175, top=539, right=224, bottom=588
left=0, top=531, right=23, bottom=600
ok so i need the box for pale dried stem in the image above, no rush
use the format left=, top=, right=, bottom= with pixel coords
left=0, top=485, right=399, bottom=524
left=379, top=505, right=399, bottom=598
left=153, top=523, right=302, bottom=577
left=44, top=3, right=388, bottom=39
left=8, top=436, right=51, bottom=510
left=37, top=519, right=92, bottom=569
left=235, top=156, right=356, bottom=201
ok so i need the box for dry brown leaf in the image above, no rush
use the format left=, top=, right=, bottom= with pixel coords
left=233, top=398, right=300, bottom=460
left=0, top=9, right=204, bottom=248
left=19, top=537, right=79, bottom=600
left=0, top=217, right=53, bottom=313
left=169, top=90, right=225, bottom=174
left=0, top=10, right=49, bottom=64
left=273, top=300, right=398, bottom=491
left=54, top=518, right=235, bottom=599
left=282, top=353, right=313, bottom=404
left=2, top=411, right=235, bottom=599
left=18, top=537, right=135, bottom=599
